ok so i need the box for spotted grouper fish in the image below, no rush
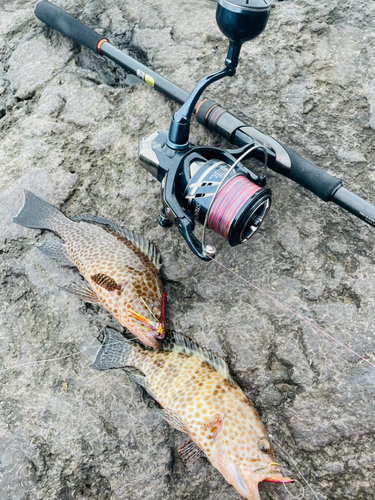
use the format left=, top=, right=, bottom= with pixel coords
left=91, top=328, right=294, bottom=499
left=13, top=191, right=164, bottom=348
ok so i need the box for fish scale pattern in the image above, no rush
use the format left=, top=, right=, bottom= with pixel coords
left=136, top=348, right=267, bottom=464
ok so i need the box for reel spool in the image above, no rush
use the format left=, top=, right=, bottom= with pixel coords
left=184, top=158, right=271, bottom=247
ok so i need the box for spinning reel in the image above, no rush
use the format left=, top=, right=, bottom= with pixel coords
left=35, top=0, right=375, bottom=261
left=139, top=0, right=273, bottom=260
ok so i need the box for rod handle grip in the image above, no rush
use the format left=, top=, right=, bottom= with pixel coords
left=34, top=0, right=107, bottom=54
left=280, top=143, right=342, bottom=201
left=196, top=100, right=344, bottom=201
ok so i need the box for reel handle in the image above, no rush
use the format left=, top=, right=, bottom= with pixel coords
left=176, top=218, right=211, bottom=261
left=35, top=0, right=108, bottom=54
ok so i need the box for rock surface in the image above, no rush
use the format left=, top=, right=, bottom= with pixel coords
left=1, top=1, right=375, bottom=499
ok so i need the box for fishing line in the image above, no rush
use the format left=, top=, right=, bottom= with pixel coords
left=128, top=294, right=166, bottom=336
left=208, top=175, right=262, bottom=238
left=277, top=473, right=305, bottom=500
left=162, top=292, right=166, bottom=330
left=201, top=144, right=269, bottom=252
left=208, top=255, right=375, bottom=369
left=0, top=336, right=99, bottom=376
left=140, top=296, right=160, bottom=323
left=269, top=434, right=320, bottom=500
left=0, top=330, right=142, bottom=377
left=280, top=474, right=305, bottom=500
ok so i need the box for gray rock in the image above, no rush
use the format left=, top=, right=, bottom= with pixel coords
left=1, top=1, right=375, bottom=500
left=59, top=82, right=114, bottom=127
left=0, top=167, right=77, bottom=250
left=8, top=36, right=72, bottom=99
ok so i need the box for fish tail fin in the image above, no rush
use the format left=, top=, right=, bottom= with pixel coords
left=90, top=328, right=135, bottom=371
left=13, top=190, right=68, bottom=232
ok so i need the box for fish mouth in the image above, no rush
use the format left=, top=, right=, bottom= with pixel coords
left=251, top=463, right=294, bottom=485
left=263, top=476, right=295, bottom=483
left=262, top=465, right=294, bottom=483
left=127, top=306, right=165, bottom=340
left=152, top=321, right=165, bottom=340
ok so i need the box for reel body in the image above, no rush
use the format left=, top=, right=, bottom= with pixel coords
left=139, top=131, right=271, bottom=260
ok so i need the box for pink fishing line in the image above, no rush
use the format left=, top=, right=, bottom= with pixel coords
left=208, top=175, right=261, bottom=238
left=208, top=255, right=375, bottom=369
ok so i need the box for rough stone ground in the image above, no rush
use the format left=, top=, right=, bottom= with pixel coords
left=1, top=0, right=375, bottom=499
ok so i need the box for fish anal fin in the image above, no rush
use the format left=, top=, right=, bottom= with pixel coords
left=123, top=368, right=157, bottom=401
left=38, top=241, right=75, bottom=267
left=178, top=439, right=205, bottom=466
left=91, top=273, right=121, bottom=292
left=158, top=408, right=188, bottom=434
left=71, top=214, right=162, bottom=270
left=60, top=281, right=99, bottom=304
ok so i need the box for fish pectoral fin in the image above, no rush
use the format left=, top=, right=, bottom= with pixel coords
left=91, top=273, right=122, bottom=292
left=157, top=408, right=189, bottom=434
left=178, top=439, right=205, bottom=466
left=201, top=413, right=224, bottom=441
left=39, top=241, right=76, bottom=268
left=60, top=281, right=99, bottom=304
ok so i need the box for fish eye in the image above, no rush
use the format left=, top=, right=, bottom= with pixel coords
left=258, top=438, right=271, bottom=454
left=152, top=306, right=161, bottom=319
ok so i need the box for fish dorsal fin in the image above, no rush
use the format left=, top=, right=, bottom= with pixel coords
left=162, top=332, right=238, bottom=388
left=71, top=214, right=162, bottom=270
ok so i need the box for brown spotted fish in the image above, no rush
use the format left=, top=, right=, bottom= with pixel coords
left=91, top=328, right=294, bottom=499
left=14, top=191, right=164, bottom=348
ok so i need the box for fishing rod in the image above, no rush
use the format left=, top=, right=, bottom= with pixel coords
left=35, top=0, right=375, bottom=261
